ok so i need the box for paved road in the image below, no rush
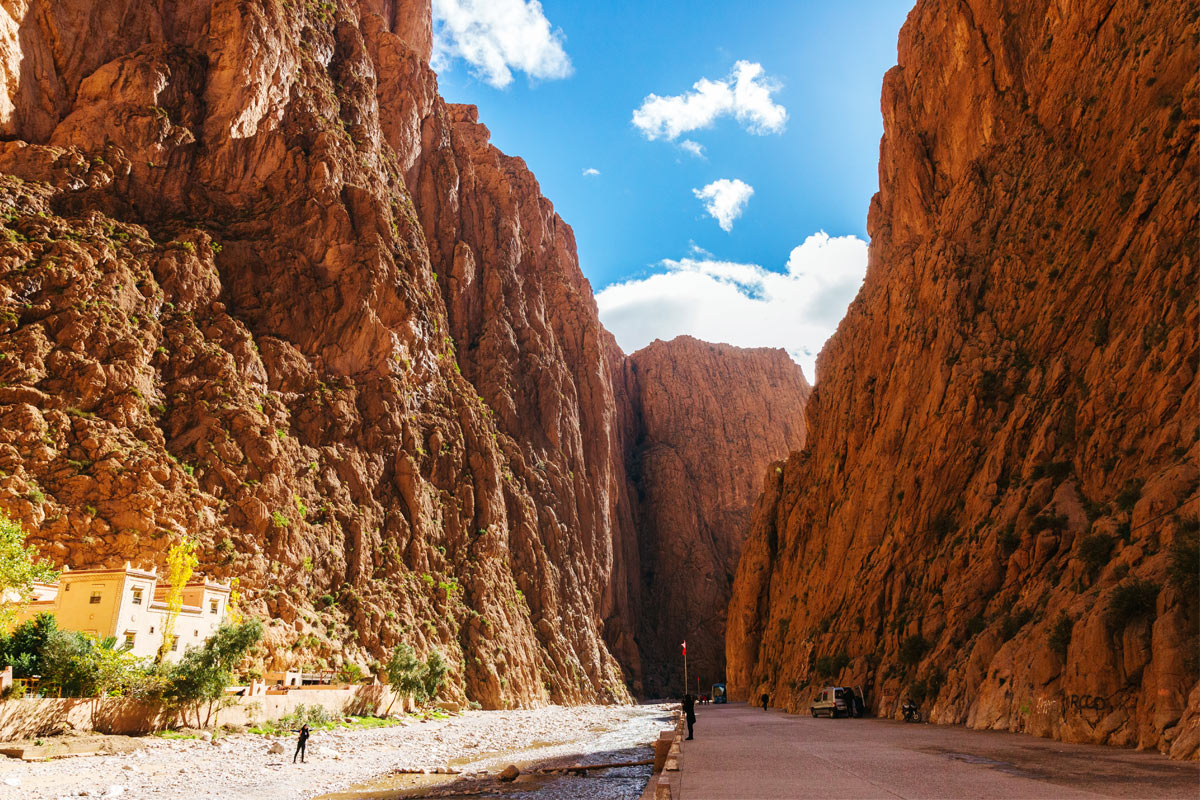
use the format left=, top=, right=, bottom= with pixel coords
left=678, top=703, right=1198, bottom=799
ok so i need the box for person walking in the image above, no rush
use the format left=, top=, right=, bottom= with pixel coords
left=761, top=692, right=769, bottom=711
left=293, top=723, right=310, bottom=763
left=683, top=693, right=696, bottom=740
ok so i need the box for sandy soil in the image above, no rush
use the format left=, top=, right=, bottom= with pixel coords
left=0, top=704, right=677, bottom=800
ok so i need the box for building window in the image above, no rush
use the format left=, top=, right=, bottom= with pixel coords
left=132, top=587, right=143, bottom=605
left=210, top=599, right=219, bottom=615
left=194, top=629, right=199, bottom=637
left=149, top=626, right=155, bottom=634
left=170, top=636, right=179, bottom=652
left=123, top=632, right=135, bottom=648
left=89, top=591, right=102, bottom=604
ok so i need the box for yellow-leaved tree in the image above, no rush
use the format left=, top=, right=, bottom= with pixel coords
left=156, top=538, right=198, bottom=663
left=227, top=577, right=243, bottom=624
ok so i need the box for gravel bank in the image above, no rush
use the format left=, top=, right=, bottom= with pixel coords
left=0, top=704, right=676, bottom=800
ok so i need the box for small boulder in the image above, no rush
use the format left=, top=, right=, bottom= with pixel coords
left=499, top=765, right=520, bottom=782
left=268, top=741, right=286, bottom=755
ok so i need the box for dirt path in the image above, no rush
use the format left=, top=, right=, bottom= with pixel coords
left=0, top=704, right=675, bottom=800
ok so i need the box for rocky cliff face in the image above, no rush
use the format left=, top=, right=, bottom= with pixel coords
left=728, top=0, right=1198, bottom=758
left=0, top=0, right=637, bottom=706
left=622, top=337, right=809, bottom=696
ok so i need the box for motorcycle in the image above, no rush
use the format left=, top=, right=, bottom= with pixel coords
left=901, top=702, right=922, bottom=723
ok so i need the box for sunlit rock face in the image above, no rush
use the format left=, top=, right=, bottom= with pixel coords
left=0, top=0, right=817, bottom=710
left=727, top=0, right=1198, bottom=758
left=0, top=0, right=639, bottom=707
left=620, top=336, right=809, bottom=697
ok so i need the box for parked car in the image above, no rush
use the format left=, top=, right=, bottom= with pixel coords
left=810, top=686, right=852, bottom=718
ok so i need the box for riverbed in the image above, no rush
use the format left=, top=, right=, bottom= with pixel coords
left=0, top=704, right=677, bottom=800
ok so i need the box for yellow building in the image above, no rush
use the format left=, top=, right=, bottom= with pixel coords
left=15, top=563, right=232, bottom=662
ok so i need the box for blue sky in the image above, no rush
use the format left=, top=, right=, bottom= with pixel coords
left=431, top=0, right=915, bottom=379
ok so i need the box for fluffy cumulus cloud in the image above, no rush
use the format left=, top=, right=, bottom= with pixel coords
left=432, top=0, right=572, bottom=88
left=679, top=139, right=706, bottom=159
left=596, top=232, right=868, bottom=380
left=694, top=179, right=754, bottom=232
left=632, top=60, right=787, bottom=141
left=582, top=167, right=600, bottom=176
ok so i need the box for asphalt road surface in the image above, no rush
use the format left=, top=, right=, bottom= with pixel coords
left=678, top=702, right=1198, bottom=799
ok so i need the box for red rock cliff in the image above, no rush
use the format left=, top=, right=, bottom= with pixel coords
left=623, top=337, right=809, bottom=696
left=0, top=0, right=636, bottom=706
left=728, top=0, right=1198, bottom=757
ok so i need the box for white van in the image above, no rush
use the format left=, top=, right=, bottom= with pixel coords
left=810, top=686, right=851, bottom=718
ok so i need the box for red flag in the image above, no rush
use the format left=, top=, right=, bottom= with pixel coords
left=681, top=641, right=687, bottom=656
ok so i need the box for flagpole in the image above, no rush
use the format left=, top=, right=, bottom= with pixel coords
left=683, top=640, right=688, bottom=697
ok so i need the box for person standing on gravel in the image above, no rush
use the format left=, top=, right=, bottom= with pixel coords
left=683, top=693, right=696, bottom=740
left=294, top=723, right=311, bottom=763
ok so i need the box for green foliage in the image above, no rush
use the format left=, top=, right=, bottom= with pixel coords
left=338, top=662, right=364, bottom=683
left=385, top=645, right=448, bottom=705
left=1048, top=612, right=1074, bottom=659
left=813, top=651, right=851, bottom=678
left=294, top=495, right=308, bottom=520
left=1105, top=579, right=1159, bottom=629
left=0, top=613, right=59, bottom=678
left=163, top=620, right=263, bottom=704
left=0, top=510, right=60, bottom=627
left=271, top=511, right=289, bottom=529
left=898, top=635, right=928, bottom=667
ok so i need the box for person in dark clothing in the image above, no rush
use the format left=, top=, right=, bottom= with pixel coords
left=683, top=693, right=696, bottom=740
left=761, top=693, right=769, bottom=711
left=294, top=723, right=310, bottom=763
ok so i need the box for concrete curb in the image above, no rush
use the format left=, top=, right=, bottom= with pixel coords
left=641, top=711, right=684, bottom=800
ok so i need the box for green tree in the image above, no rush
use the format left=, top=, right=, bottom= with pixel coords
left=0, top=510, right=59, bottom=627
left=385, top=643, right=424, bottom=711
left=0, top=612, right=58, bottom=678
left=421, top=649, right=448, bottom=703
left=166, top=620, right=263, bottom=703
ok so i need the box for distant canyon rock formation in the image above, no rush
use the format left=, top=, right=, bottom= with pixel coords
left=727, top=0, right=1198, bottom=759
left=0, top=0, right=808, bottom=704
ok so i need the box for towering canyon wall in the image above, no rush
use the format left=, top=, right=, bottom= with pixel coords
left=727, top=0, right=1198, bottom=758
left=0, top=0, right=814, bottom=707
left=621, top=337, right=809, bottom=696
left=0, top=0, right=637, bottom=706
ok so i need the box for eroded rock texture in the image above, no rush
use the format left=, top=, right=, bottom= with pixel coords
left=727, top=0, right=1198, bottom=757
left=623, top=337, right=809, bottom=696
left=0, top=0, right=636, bottom=706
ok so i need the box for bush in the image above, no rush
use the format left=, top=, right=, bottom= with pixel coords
left=1048, top=612, right=1073, bottom=659
left=1000, top=607, right=1035, bottom=641
left=998, top=524, right=1020, bottom=554
left=1115, top=479, right=1143, bottom=512
left=1168, top=527, right=1199, bottom=599
left=0, top=613, right=59, bottom=678
left=1106, top=579, right=1159, bottom=629
left=898, top=635, right=928, bottom=667
left=1078, top=532, right=1115, bottom=577
left=814, top=651, right=851, bottom=678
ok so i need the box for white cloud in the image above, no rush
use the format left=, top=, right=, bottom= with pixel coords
left=582, top=167, right=600, bottom=176
left=431, top=0, right=572, bottom=89
left=596, top=232, right=868, bottom=381
left=693, top=179, right=754, bottom=232
left=632, top=60, right=787, bottom=141
left=679, top=139, right=706, bottom=159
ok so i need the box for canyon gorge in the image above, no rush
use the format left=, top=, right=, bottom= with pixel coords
left=727, top=0, right=1198, bottom=760
left=0, top=0, right=1194, bottom=764
left=0, top=0, right=807, bottom=708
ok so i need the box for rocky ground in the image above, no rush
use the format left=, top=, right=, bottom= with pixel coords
left=0, top=704, right=676, bottom=800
